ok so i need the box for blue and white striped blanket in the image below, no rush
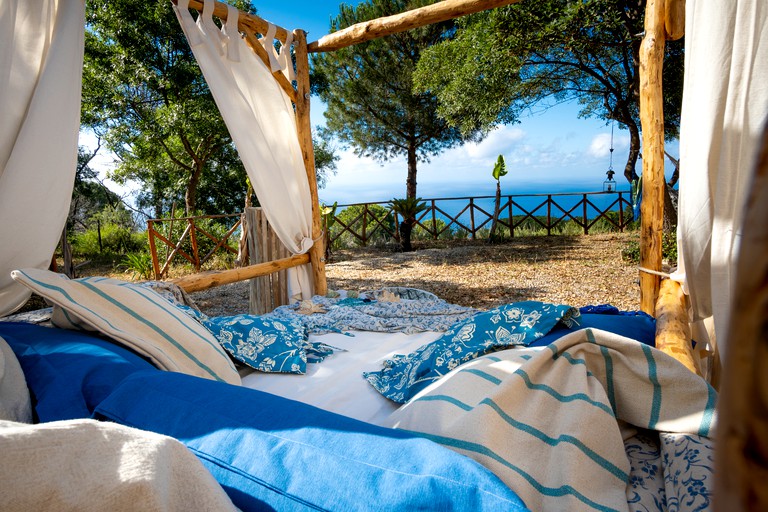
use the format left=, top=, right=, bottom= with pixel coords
left=388, top=329, right=717, bottom=512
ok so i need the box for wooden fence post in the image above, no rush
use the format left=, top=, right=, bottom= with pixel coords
left=431, top=199, right=437, bottom=239
left=189, top=218, right=200, bottom=271
left=619, top=192, right=625, bottom=231
left=547, top=195, right=552, bottom=236
left=148, top=220, right=161, bottom=280
left=469, top=198, right=476, bottom=239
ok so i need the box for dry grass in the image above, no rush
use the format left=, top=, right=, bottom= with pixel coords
left=326, top=232, right=641, bottom=311
left=189, top=232, right=642, bottom=316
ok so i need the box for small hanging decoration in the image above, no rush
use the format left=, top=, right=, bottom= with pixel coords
left=603, top=122, right=617, bottom=192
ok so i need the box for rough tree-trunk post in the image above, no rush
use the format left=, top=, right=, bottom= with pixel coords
left=294, top=29, right=328, bottom=296
left=638, top=0, right=666, bottom=314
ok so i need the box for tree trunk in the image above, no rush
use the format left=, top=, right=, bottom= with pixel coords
left=185, top=161, right=204, bottom=215
left=406, top=141, right=418, bottom=199
left=624, top=119, right=641, bottom=183
left=663, top=181, right=678, bottom=233
left=665, top=152, right=680, bottom=187
left=399, top=220, right=414, bottom=251
left=236, top=182, right=254, bottom=267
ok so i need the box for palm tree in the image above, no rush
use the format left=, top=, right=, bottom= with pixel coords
left=389, top=197, right=427, bottom=251
left=489, top=155, right=507, bottom=243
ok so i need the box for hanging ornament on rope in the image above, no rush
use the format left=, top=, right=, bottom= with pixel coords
left=603, top=122, right=617, bottom=192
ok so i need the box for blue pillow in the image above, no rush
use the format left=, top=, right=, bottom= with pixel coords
left=201, top=315, right=308, bottom=374
left=527, top=311, right=657, bottom=348
left=365, top=301, right=577, bottom=403
left=94, top=371, right=528, bottom=512
left=0, top=322, right=156, bottom=422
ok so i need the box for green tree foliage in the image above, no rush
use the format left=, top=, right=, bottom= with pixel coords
left=313, top=128, right=340, bottom=189
left=82, top=0, right=254, bottom=218
left=311, top=0, right=481, bottom=200
left=69, top=142, right=122, bottom=232
left=414, top=0, right=684, bottom=183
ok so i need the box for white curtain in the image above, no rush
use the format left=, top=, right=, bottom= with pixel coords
left=0, top=0, right=85, bottom=317
left=172, top=0, right=315, bottom=300
left=676, top=0, right=768, bottom=359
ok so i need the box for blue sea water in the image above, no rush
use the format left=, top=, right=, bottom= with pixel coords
left=331, top=184, right=635, bottom=229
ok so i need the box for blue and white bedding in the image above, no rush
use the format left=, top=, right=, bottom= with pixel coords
left=1, top=272, right=715, bottom=512
left=387, top=328, right=717, bottom=512
left=264, top=287, right=479, bottom=334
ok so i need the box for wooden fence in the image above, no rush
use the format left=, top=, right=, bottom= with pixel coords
left=148, top=191, right=633, bottom=279
left=147, top=213, right=242, bottom=280
left=329, top=191, right=633, bottom=246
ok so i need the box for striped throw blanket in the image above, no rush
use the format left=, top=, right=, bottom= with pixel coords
left=387, top=329, right=717, bottom=512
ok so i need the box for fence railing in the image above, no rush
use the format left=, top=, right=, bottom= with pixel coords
left=147, top=213, right=242, bottom=279
left=329, top=191, right=633, bottom=246
left=146, top=192, right=633, bottom=278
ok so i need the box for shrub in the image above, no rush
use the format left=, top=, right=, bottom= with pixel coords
left=621, top=232, right=677, bottom=264
left=331, top=204, right=396, bottom=248
left=121, top=251, right=154, bottom=280
left=71, top=222, right=144, bottom=259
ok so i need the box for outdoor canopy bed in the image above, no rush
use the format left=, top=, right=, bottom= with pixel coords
left=1, top=0, right=766, bottom=510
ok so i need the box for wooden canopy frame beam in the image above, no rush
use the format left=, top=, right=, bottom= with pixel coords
left=307, top=0, right=523, bottom=53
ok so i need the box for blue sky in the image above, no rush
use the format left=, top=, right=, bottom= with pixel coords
left=86, top=0, right=678, bottom=206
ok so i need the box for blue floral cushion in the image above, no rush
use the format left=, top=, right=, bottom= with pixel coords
left=365, top=301, right=577, bottom=403
left=202, top=315, right=307, bottom=374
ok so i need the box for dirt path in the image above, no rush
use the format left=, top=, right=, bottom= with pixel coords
left=190, top=232, right=642, bottom=316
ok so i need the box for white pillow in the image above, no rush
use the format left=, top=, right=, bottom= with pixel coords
left=0, top=335, right=33, bottom=423
left=11, top=269, right=240, bottom=385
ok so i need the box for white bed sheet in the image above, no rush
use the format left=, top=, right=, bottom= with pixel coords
left=240, top=330, right=442, bottom=426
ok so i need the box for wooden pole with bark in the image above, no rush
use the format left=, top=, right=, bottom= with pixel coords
left=293, top=29, right=328, bottom=296
left=308, top=0, right=523, bottom=53
left=638, top=0, right=667, bottom=314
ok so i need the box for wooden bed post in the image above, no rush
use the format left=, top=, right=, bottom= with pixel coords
left=715, top=122, right=768, bottom=511
left=638, top=0, right=667, bottom=315
left=293, top=28, right=328, bottom=296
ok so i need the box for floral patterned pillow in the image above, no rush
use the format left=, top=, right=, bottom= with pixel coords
left=365, top=301, right=577, bottom=403
left=202, top=315, right=308, bottom=374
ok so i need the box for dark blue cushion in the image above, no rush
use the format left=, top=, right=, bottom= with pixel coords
left=95, top=371, right=528, bottom=512
left=527, top=311, right=656, bottom=348
left=0, top=322, right=156, bottom=422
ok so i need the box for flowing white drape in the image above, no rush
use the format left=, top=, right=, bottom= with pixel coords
left=172, top=0, right=315, bottom=300
left=0, top=0, right=84, bottom=317
left=676, top=0, right=768, bottom=359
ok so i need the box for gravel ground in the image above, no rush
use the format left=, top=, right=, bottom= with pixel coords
left=190, top=232, right=642, bottom=316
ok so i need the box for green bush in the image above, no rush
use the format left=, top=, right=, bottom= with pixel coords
left=662, top=231, right=678, bottom=262
left=621, top=232, right=677, bottom=264
left=152, top=212, right=239, bottom=265
left=71, top=222, right=144, bottom=259
left=331, top=204, right=396, bottom=248
left=413, top=218, right=451, bottom=240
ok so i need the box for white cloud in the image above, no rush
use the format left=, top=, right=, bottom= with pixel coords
left=588, top=132, right=631, bottom=159
left=464, top=126, right=526, bottom=160
left=588, top=132, right=613, bottom=158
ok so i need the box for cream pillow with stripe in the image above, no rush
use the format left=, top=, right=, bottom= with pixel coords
left=11, top=269, right=240, bottom=385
